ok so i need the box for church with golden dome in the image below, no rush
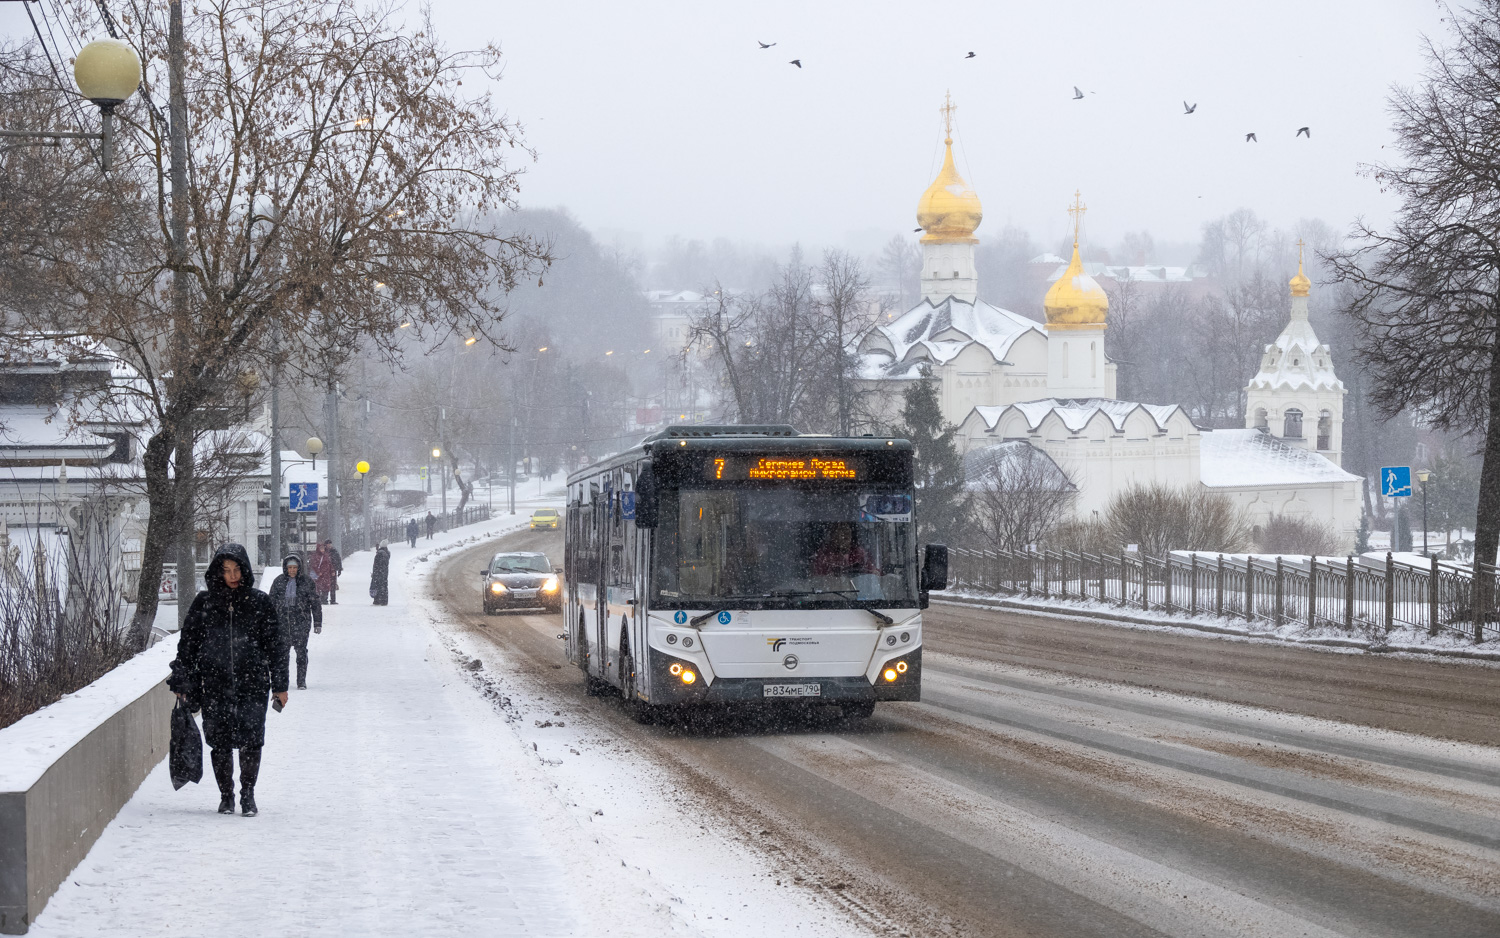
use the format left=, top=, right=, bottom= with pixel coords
left=857, top=96, right=1361, bottom=540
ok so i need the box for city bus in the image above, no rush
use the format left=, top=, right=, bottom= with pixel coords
left=563, top=424, right=947, bottom=721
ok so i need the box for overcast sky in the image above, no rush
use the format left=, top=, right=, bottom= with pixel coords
left=424, top=0, right=1447, bottom=253
left=5, top=0, right=1450, bottom=253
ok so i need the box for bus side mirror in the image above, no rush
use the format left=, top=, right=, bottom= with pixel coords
left=635, top=465, right=659, bottom=528
left=921, top=544, right=948, bottom=592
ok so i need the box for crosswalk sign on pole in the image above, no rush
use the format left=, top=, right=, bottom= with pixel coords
left=1380, top=466, right=1412, bottom=498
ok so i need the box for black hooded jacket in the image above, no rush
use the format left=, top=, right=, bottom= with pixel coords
left=170, top=543, right=288, bottom=749
left=268, top=552, right=322, bottom=639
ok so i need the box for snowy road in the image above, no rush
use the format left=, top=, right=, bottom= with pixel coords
left=434, top=527, right=1500, bottom=938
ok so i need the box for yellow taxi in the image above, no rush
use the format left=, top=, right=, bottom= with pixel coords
left=529, top=508, right=560, bottom=530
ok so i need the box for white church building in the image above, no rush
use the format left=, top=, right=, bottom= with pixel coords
left=857, top=99, right=1362, bottom=540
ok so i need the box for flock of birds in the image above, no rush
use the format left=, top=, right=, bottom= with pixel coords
left=756, top=41, right=1311, bottom=143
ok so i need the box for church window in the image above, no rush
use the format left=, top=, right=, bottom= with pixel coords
left=1284, top=408, right=1304, bottom=439
left=1090, top=341, right=1097, bottom=379
left=1254, top=408, right=1268, bottom=430
left=1317, top=410, right=1332, bottom=450
left=1062, top=342, right=1069, bottom=379
left=1293, top=358, right=1300, bottom=366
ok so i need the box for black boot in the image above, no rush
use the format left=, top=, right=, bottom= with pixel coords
left=239, top=747, right=262, bottom=816
left=210, top=748, right=235, bottom=814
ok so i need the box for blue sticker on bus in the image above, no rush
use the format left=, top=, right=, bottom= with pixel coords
left=674, top=610, right=688, bottom=624
left=717, top=611, right=732, bottom=624
left=621, top=491, right=636, bottom=520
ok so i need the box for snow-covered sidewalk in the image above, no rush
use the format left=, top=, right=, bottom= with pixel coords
left=29, top=513, right=591, bottom=937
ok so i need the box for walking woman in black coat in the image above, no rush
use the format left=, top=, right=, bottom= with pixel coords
left=169, top=543, right=288, bottom=817
left=370, top=540, right=391, bottom=605
left=268, top=553, right=322, bottom=689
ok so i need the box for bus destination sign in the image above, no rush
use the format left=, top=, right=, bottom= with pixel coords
left=705, top=455, right=863, bottom=482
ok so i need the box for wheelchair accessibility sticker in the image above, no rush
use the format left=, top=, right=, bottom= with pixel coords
left=717, top=611, right=732, bottom=624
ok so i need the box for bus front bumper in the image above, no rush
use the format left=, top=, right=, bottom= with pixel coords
left=646, top=647, right=920, bottom=705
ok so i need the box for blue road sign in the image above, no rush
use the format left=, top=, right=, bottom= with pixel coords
left=621, top=491, right=636, bottom=520
left=1381, top=466, right=1412, bottom=498
left=289, top=482, right=319, bottom=512
left=673, top=610, right=688, bottom=624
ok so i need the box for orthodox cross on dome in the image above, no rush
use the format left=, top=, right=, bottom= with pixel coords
left=939, top=90, right=956, bottom=143
left=1067, top=189, right=1087, bottom=247
left=1296, top=237, right=1306, bottom=267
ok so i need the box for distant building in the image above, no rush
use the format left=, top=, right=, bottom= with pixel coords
left=856, top=97, right=1361, bottom=542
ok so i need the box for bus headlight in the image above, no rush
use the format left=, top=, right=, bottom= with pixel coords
left=896, top=661, right=908, bottom=673
left=681, top=669, right=696, bottom=684
left=541, top=576, right=559, bottom=592
left=883, top=668, right=898, bottom=682
left=669, top=662, right=682, bottom=675
left=489, top=582, right=506, bottom=594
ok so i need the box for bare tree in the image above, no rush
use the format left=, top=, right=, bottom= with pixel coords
left=815, top=250, right=875, bottom=436
left=1325, top=1, right=1500, bottom=579
left=965, top=442, right=1076, bottom=551
left=1104, top=482, right=1252, bottom=557
left=1256, top=514, right=1345, bottom=556
left=0, top=1, right=550, bottom=647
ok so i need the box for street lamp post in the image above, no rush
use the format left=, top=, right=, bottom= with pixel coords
left=1417, top=468, right=1432, bottom=557
left=433, top=447, right=446, bottom=530
left=0, top=38, right=141, bottom=172
left=355, top=460, right=371, bottom=550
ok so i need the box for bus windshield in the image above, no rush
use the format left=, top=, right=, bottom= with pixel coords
left=650, top=486, right=918, bottom=607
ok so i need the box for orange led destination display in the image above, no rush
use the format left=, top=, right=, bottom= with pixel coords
left=704, top=455, right=863, bottom=482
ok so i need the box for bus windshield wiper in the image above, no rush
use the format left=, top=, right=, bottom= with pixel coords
left=866, top=609, right=894, bottom=625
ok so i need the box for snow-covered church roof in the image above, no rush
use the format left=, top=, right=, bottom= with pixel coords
left=962, top=440, right=1074, bottom=490
left=859, top=295, right=1043, bottom=379
left=1200, top=429, right=1360, bottom=487
left=1245, top=305, right=1344, bottom=395
left=967, top=398, right=1190, bottom=436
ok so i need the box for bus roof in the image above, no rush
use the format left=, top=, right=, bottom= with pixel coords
left=566, top=428, right=912, bottom=487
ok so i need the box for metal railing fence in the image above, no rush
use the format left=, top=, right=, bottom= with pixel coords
left=947, top=547, right=1499, bottom=643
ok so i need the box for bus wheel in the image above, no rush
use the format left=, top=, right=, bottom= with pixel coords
left=841, top=701, right=875, bottom=721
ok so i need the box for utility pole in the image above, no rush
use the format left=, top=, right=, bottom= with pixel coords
left=269, top=319, right=282, bottom=562
left=362, top=359, right=372, bottom=547
left=439, top=406, right=448, bottom=528
left=508, top=374, right=517, bottom=515
left=326, top=381, right=342, bottom=556
left=169, top=0, right=194, bottom=627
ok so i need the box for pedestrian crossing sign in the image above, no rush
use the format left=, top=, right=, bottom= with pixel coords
left=289, top=482, right=319, bottom=512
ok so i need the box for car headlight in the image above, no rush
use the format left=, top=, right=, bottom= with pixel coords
left=489, top=581, right=506, bottom=594
left=541, top=576, right=559, bottom=592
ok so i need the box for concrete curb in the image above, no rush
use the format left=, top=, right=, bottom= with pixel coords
left=934, top=594, right=1500, bottom=663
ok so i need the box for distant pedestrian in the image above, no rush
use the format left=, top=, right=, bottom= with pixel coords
left=268, top=553, right=322, bottom=690
left=326, top=539, right=343, bottom=604
left=168, top=543, right=287, bottom=817
left=425, top=511, right=436, bottom=539
left=371, top=540, right=391, bottom=605
left=309, top=541, right=335, bottom=604
left=405, top=518, right=419, bottom=549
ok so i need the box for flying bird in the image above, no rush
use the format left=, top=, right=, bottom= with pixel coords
left=1296, top=126, right=1311, bottom=138
left=1245, top=132, right=1258, bottom=142
left=758, top=40, right=776, bottom=49
left=965, top=51, right=976, bottom=58
left=1072, top=86, right=1085, bottom=100
left=789, top=59, right=802, bottom=68
left=913, top=227, right=923, bottom=232
left=1183, top=101, right=1197, bottom=114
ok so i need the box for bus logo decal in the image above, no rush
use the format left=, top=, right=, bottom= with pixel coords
left=673, top=611, right=688, bottom=624
left=768, top=637, right=786, bottom=651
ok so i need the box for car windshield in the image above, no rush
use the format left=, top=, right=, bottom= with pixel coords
left=491, top=554, right=551, bottom=573
left=533, top=510, right=557, bottom=517
left=651, top=487, right=917, bottom=606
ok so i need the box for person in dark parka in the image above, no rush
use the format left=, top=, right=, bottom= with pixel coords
left=406, top=518, right=419, bottom=549
left=268, top=553, right=322, bottom=689
left=169, top=543, right=288, bottom=817
left=370, top=540, right=391, bottom=605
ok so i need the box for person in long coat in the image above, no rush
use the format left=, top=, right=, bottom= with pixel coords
left=169, top=543, right=288, bottom=817
left=405, top=518, right=419, bottom=549
left=309, top=541, right=335, bottom=604
left=268, top=553, right=322, bottom=689
left=370, top=540, right=391, bottom=605
left=326, top=539, right=344, bottom=604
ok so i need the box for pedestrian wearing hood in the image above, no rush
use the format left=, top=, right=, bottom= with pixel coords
left=425, top=511, right=436, bottom=539
left=326, top=539, right=344, bottom=604
left=309, top=541, right=335, bottom=604
left=168, top=544, right=287, bottom=817
left=370, top=540, right=391, bottom=605
left=406, top=518, right=419, bottom=549
left=269, top=553, right=322, bottom=689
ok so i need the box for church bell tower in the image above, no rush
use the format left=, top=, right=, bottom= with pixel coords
left=916, top=92, right=982, bottom=303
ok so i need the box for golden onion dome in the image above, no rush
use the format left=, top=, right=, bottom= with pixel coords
left=1043, top=242, right=1109, bottom=329
left=1289, top=256, right=1311, bottom=297
left=916, top=137, right=982, bottom=244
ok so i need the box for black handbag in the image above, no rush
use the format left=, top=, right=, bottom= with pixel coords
left=169, top=698, right=204, bottom=790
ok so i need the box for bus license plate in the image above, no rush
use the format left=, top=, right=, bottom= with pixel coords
left=763, top=683, right=821, bottom=698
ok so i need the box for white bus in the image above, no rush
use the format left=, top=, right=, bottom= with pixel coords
left=563, top=425, right=947, bottom=721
